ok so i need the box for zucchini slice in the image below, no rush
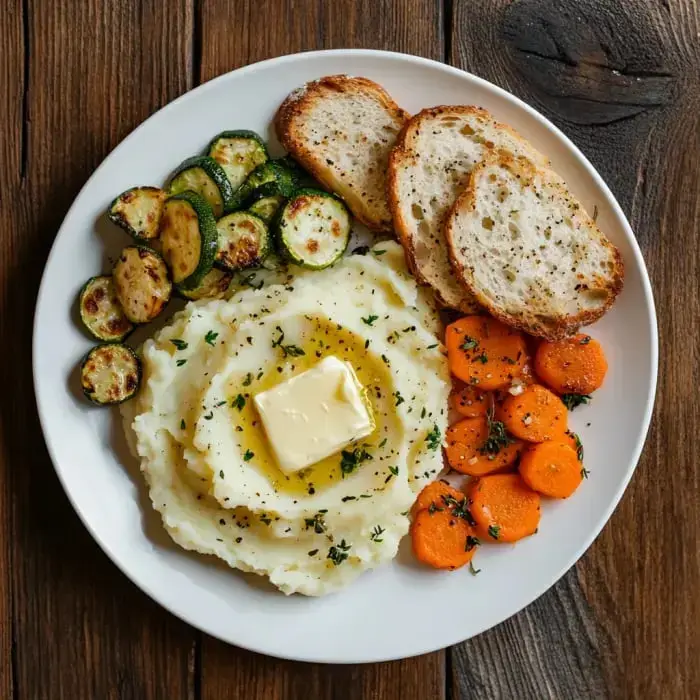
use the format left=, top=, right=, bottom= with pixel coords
left=207, top=130, right=268, bottom=192
left=160, top=191, right=218, bottom=289
left=230, top=162, right=296, bottom=210
left=80, top=343, right=141, bottom=405
left=108, top=186, right=166, bottom=240
left=79, top=275, right=134, bottom=342
left=248, top=195, right=285, bottom=224
left=272, top=155, right=310, bottom=186
left=276, top=189, right=351, bottom=269
left=179, top=268, right=232, bottom=300
left=215, top=212, right=270, bottom=271
left=169, top=156, right=234, bottom=217
left=113, top=246, right=172, bottom=323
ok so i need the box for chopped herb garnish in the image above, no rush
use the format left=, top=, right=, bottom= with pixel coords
left=361, top=314, right=379, bottom=326
left=421, top=407, right=427, bottom=419
left=388, top=466, right=399, bottom=477
left=271, top=326, right=305, bottom=357
left=461, top=336, right=478, bottom=351
left=304, top=513, right=327, bottom=534
left=428, top=502, right=443, bottom=515
left=364, top=339, right=370, bottom=349
left=480, top=407, right=513, bottom=455
left=219, top=470, right=225, bottom=479
left=393, top=391, right=405, bottom=406
left=476, top=353, right=488, bottom=364
left=260, top=515, right=272, bottom=526
left=441, top=494, right=476, bottom=525
left=488, top=524, right=501, bottom=540
left=176, top=359, right=187, bottom=367
left=341, top=496, right=356, bottom=502
left=370, top=525, right=385, bottom=542
left=232, top=394, right=246, bottom=411
left=243, top=449, right=254, bottom=462
left=215, top=400, right=227, bottom=407
left=327, top=539, right=351, bottom=566
left=180, top=419, right=186, bottom=430
left=469, top=561, right=481, bottom=576
left=426, top=424, right=442, bottom=451
left=373, top=249, right=386, bottom=256
left=569, top=431, right=584, bottom=461
left=561, top=393, right=592, bottom=410
left=204, top=330, right=218, bottom=346
left=581, top=466, right=590, bottom=479
left=381, top=354, right=390, bottom=365
left=340, top=447, right=372, bottom=477
left=378, top=438, right=388, bottom=448
left=242, top=372, right=253, bottom=386
left=465, top=535, right=481, bottom=552
left=308, top=549, right=319, bottom=556
left=170, top=338, right=188, bottom=350
left=203, top=411, right=213, bottom=420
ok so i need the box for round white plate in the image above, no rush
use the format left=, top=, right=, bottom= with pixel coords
left=33, top=49, right=657, bottom=663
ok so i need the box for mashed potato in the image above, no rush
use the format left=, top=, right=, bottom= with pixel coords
left=122, top=242, right=450, bottom=595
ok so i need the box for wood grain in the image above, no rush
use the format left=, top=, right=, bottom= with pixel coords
left=198, top=0, right=444, bottom=80
left=0, top=1, right=197, bottom=698
left=0, top=1, right=23, bottom=697
left=450, top=1, right=700, bottom=698
left=197, top=1, right=445, bottom=698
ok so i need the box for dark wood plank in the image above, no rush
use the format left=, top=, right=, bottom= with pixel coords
left=0, top=1, right=23, bottom=697
left=1, top=2, right=197, bottom=698
left=198, top=1, right=445, bottom=697
left=199, top=0, right=444, bottom=78
left=449, top=1, right=700, bottom=698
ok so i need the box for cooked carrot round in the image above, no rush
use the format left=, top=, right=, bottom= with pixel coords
left=467, top=473, right=541, bottom=543
left=445, top=417, right=523, bottom=476
left=445, top=315, right=528, bottom=391
left=412, top=480, right=464, bottom=515
left=500, top=384, right=568, bottom=442
left=449, top=383, right=490, bottom=418
left=519, top=441, right=583, bottom=498
left=534, top=334, right=608, bottom=395
left=411, top=507, right=478, bottom=570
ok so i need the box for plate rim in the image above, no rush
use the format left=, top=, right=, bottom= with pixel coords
left=32, top=48, right=659, bottom=663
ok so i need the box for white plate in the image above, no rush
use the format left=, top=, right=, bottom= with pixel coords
left=33, top=49, right=657, bottom=663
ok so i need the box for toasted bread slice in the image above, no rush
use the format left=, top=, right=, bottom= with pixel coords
left=388, top=106, right=550, bottom=312
left=446, top=154, right=624, bottom=340
left=275, top=75, right=408, bottom=233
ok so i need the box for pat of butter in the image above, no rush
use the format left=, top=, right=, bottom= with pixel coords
left=253, top=356, right=374, bottom=474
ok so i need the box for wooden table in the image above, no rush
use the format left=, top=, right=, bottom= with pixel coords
left=1, top=1, right=698, bottom=698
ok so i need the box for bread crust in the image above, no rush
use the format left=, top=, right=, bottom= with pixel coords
left=445, top=153, right=624, bottom=340
left=275, top=75, right=408, bottom=232
left=387, top=106, right=549, bottom=313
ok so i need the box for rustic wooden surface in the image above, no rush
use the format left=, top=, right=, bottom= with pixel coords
left=0, top=0, right=697, bottom=698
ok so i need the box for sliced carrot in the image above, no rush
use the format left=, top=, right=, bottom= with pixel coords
left=519, top=441, right=583, bottom=498
left=467, top=473, right=541, bottom=543
left=534, top=334, right=608, bottom=395
left=445, top=416, right=523, bottom=476
left=411, top=507, right=479, bottom=570
left=449, top=383, right=490, bottom=419
left=499, top=384, right=568, bottom=442
left=445, top=315, right=528, bottom=391
left=412, top=480, right=464, bottom=515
